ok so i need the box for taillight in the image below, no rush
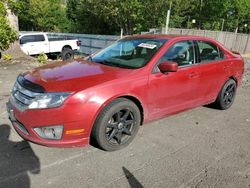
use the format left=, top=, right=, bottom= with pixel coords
left=76, top=40, right=81, bottom=46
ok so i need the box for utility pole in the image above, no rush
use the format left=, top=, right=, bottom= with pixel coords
left=165, top=1, right=172, bottom=34
left=221, top=19, right=225, bottom=32
left=120, top=28, right=123, bottom=39
left=199, top=0, right=203, bottom=30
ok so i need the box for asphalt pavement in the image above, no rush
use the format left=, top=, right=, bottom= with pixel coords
left=0, top=60, right=249, bottom=188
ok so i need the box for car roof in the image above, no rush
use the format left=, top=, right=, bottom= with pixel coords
left=19, top=32, right=46, bottom=36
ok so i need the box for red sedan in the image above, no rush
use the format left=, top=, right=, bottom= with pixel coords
left=7, top=35, right=244, bottom=151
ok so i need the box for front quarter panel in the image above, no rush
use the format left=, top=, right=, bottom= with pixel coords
left=66, top=73, right=149, bottom=138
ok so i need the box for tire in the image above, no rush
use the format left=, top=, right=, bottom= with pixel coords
left=91, top=98, right=141, bottom=151
left=215, top=79, right=237, bottom=110
left=61, top=49, right=74, bottom=61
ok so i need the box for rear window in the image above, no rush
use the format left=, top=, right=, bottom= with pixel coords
left=20, top=35, right=45, bottom=44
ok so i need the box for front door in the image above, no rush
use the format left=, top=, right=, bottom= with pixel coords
left=20, top=35, right=48, bottom=55
left=147, top=40, right=201, bottom=119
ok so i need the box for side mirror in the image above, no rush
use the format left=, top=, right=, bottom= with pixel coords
left=158, top=62, right=178, bottom=73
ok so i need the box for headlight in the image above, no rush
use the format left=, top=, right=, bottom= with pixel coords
left=28, top=92, right=70, bottom=109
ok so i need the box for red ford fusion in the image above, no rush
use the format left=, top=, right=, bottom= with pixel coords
left=7, top=35, right=244, bottom=151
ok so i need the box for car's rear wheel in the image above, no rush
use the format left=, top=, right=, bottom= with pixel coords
left=92, top=98, right=141, bottom=151
left=61, top=48, right=74, bottom=61
left=215, top=79, right=237, bottom=110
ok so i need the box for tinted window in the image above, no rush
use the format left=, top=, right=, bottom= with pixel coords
left=20, top=35, right=45, bottom=44
left=34, top=35, right=45, bottom=42
left=197, top=41, right=224, bottom=62
left=20, top=35, right=35, bottom=44
left=158, top=40, right=195, bottom=66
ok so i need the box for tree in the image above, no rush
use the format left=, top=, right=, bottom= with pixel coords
left=18, top=0, right=70, bottom=32
left=0, top=0, right=17, bottom=50
left=66, top=0, right=116, bottom=34
left=141, top=0, right=169, bottom=30
left=17, top=0, right=250, bottom=34
left=67, top=0, right=141, bottom=34
left=170, top=0, right=197, bottom=28
left=233, top=0, right=250, bottom=33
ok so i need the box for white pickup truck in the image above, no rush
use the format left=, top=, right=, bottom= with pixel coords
left=19, top=33, right=80, bottom=59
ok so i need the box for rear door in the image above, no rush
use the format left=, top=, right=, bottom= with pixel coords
left=193, top=40, right=228, bottom=103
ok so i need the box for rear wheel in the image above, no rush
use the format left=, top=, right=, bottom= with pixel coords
left=61, top=48, right=74, bottom=61
left=92, top=98, right=141, bottom=151
left=215, top=79, right=237, bottom=110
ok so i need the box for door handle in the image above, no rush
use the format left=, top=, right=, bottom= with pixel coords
left=189, top=72, right=199, bottom=78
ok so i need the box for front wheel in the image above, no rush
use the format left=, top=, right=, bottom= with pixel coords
left=91, top=98, right=141, bottom=151
left=215, top=79, right=237, bottom=110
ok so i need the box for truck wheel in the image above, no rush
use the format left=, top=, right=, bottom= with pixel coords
left=215, top=79, right=237, bottom=110
left=91, top=98, right=141, bottom=151
left=61, top=49, right=74, bottom=61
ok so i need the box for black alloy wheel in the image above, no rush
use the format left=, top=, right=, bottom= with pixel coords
left=105, top=109, right=135, bottom=145
left=223, top=82, right=236, bottom=106
left=216, top=79, right=237, bottom=110
left=92, top=98, right=141, bottom=151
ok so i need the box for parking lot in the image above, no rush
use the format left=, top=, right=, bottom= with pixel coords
left=0, top=59, right=250, bottom=188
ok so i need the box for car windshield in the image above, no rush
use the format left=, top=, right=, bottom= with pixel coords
left=91, top=38, right=168, bottom=69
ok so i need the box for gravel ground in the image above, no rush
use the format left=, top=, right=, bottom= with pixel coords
left=0, top=58, right=249, bottom=188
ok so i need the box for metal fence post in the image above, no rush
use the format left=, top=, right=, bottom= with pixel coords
left=243, top=34, right=250, bottom=54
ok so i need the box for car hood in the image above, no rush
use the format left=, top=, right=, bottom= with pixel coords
left=23, top=59, right=133, bottom=92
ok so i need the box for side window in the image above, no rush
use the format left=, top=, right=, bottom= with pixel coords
left=34, top=35, right=45, bottom=42
left=20, top=35, right=35, bottom=44
left=197, top=41, right=224, bottom=62
left=158, top=41, right=195, bottom=66
left=20, top=35, right=45, bottom=44
left=218, top=48, right=224, bottom=59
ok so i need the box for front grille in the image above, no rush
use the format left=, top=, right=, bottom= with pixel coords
left=10, top=81, right=38, bottom=111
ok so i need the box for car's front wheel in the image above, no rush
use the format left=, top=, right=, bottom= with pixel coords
left=215, top=79, right=237, bottom=110
left=91, top=98, right=141, bottom=151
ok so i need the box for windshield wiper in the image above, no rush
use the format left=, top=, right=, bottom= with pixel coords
left=95, top=60, right=111, bottom=66
left=93, top=60, right=135, bottom=69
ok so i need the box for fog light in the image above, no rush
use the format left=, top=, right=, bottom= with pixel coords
left=34, top=125, right=63, bottom=140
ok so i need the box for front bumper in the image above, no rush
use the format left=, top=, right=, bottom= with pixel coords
left=6, top=101, right=89, bottom=148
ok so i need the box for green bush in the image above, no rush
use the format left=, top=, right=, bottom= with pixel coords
left=3, top=53, right=12, bottom=60
left=0, top=1, right=17, bottom=51
left=37, top=53, right=48, bottom=64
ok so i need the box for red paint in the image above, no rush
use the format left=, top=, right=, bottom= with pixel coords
left=158, top=61, right=178, bottom=73
left=9, top=35, right=245, bottom=147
